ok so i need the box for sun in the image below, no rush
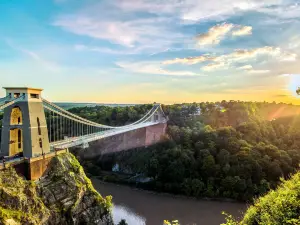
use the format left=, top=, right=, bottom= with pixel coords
left=288, top=74, right=300, bottom=97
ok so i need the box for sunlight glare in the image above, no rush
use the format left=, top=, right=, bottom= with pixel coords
left=288, top=74, right=300, bottom=97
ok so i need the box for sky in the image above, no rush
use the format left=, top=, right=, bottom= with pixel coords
left=0, top=0, right=300, bottom=104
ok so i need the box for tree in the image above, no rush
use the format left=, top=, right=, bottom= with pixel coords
left=118, top=219, right=128, bottom=225
left=201, top=154, right=216, bottom=178
left=297, top=87, right=300, bottom=95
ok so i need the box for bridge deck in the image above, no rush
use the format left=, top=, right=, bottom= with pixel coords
left=50, top=121, right=165, bottom=149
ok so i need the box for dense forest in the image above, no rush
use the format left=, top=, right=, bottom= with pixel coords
left=68, top=104, right=153, bottom=126
left=73, top=101, right=300, bottom=201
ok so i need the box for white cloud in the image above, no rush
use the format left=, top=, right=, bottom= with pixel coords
left=237, top=64, right=270, bottom=74
left=202, top=62, right=227, bottom=71
left=54, top=18, right=140, bottom=47
left=116, top=61, right=198, bottom=76
left=163, top=46, right=296, bottom=66
left=163, top=46, right=297, bottom=72
left=288, top=36, right=300, bottom=49
left=53, top=8, right=185, bottom=53
left=232, top=26, right=252, bottom=36
left=248, top=69, right=270, bottom=74
left=215, top=46, right=282, bottom=63
left=279, top=52, right=297, bottom=61
left=257, top=3, right=300, bottom=19
left=5, top=40, right=61, bottom=72
left=114, top=0, right=285, bottom=22
left=75, top=44, right=135, bottom=55
left=238, top=65, right=253, bottom=70
left=181, top=0, right=283, bottom=22
left=195, top=23, right=252, bottom=46
left=196, top=23, right=234, bottom=46
left=53, top=0, right=292, bottom=53
left=163, top=55, right=215, bottom=65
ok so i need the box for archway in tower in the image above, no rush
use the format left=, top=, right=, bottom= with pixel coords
left=10, top=106, right=22, bottom=125
left=9, top=128, right=23, bottom=156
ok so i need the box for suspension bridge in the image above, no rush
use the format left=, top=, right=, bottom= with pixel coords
left=0, top=87, right=167, bottom=179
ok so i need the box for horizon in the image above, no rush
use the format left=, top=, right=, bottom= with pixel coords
left=54, top=99, right=300, bottom=106
left=0, top=0, right=300, bottom=104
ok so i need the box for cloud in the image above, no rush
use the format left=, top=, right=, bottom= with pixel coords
left=196, top=23, right=234, bottom=46
left=114, top=0, right=285, bottom=22
left=280, top=52, right=297, bottom=61
left=162, top=55, right=215, bottom=65
left=238, top=65, right=253, bottom=70
left=74, top=44, right=136, bottom=55
left=216, top=46, right=282, bottom=63
left=163, top=46, right=297, bottom=73
left=180, top=0, right=284, bottom=22
left=163, top=46, right=296, bottom=67
left=288, top=36, right=300, bottom=49
left=54, top=17, right=141, bottom=47
left=53, top=0, right=292, bottom=53
left=5, top=40, right=61, bottom=72
left=195, top=23, right=253, bottom=46
left=248, top=69, right=270, bottom=74
left=237, top=64, right=270, bottom=74
left=116, top=61, right=199, bottom=76
left=232, top=26, right=252, bottom=36
left=53, top=7, right=185, bottom=53
left=202, top=62, right=227, bottom=71
left=257, top=3, right=300, bottom=19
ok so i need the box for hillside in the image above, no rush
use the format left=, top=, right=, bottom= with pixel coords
left=0, top=153, right=113, bottom=225
left=223, top=171, right=300, bottom=225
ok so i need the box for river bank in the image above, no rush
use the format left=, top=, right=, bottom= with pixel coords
left=92, top=178, right=247, bottom=225
left=89, top=171, right=247, bottom=204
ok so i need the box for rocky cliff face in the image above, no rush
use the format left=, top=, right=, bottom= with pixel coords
left=0, top=153, right=113, bottom=225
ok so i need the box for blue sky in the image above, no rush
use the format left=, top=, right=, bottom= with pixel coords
left=0, top=0, right=300, bottom=104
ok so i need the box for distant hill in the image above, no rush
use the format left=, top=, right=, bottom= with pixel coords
left=55, top=102, right=139, bottom=110
left=162, top=101, right=300, bottom=128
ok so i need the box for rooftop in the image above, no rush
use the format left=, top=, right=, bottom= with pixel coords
left=3, top=87, right=43, bottom=91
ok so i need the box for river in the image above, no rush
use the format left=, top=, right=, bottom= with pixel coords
left=92, top=179, right=248, bottom=225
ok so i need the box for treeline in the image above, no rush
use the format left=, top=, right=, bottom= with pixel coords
left=73, top=101, right=300, bottom=201
left=68, top=104, right=153, bottom=126
left=163, top=101, right=300, bottom=128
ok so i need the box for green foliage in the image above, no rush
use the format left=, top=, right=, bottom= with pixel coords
left=68, top=104, right=153, bottom=126
left=74, top=101, right=300, bottom=201
left=223, top=171, right=300, bottom=225
left=0, top=167, right=50, bottom=224
left=0, top=206, right=24, bottom=224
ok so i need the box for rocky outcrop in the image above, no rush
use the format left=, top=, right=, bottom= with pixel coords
left=0, top=153, right=113, bottom=225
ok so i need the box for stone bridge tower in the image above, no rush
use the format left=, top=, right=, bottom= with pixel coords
left=0, top=87, right=50, bottom=158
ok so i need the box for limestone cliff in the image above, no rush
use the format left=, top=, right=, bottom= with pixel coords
left=0, top=153, right=113, bottom=225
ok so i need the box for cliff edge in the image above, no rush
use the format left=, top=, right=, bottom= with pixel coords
left=0, top=153, right=113, bottom=225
